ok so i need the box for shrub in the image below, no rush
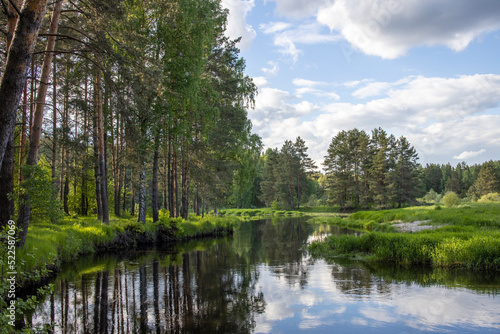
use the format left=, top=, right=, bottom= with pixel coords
left=478, top=192, right=500, bottom=203
left=123, top=221, right=146, bottom=235
left=442, top=192, right=459, bottom=207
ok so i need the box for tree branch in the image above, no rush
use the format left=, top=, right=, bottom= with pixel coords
left=39, top=32, right=94, bottom=49
left=7, top=0, right=21, bottom=17
left=59, top=24, right=95, bottom=41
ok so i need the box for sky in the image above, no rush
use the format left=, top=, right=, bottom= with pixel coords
left=220, top=0, right=500, bottom=167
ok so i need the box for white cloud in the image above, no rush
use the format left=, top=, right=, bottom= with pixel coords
left=261, top=21, right=341, bottom=62
left=317, top=0, right=500, bottom=58
left=343, top=79, right=372, bottom=88
left=352, top=82, right=391, bottom=98
left=268, top=0, right=332, bottom=18
left=293, top=78, right=326, bottom=87
left=295, top=87, right=340, bottom=100
left=252, top=76, right=269, bottom=87
left=222, top=0, right=256, bottom=50
left=249, top=74, right=500, bottom=164
left=261, top=61, right=280, bottom=77
left=453, top=149, right=486, bottom=160
left=260, top=22, right=292, bottom=34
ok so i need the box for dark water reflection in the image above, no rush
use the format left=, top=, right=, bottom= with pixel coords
left=32, top=218, right=500, bottom=333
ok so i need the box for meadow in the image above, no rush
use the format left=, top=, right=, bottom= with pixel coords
left=309, top=202, right=500, bottom=270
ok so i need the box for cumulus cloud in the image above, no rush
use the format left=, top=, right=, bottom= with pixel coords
left=316, top=0, right=500, bottom=58
left=260, top=21, right=341, bottom=62
left=249, top=74, right=500, bottom=164
left=222, top=0, right=256, bottom=50
left=453, top=149, right=487, bottom=160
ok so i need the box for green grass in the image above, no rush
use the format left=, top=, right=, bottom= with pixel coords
left=309, top=202, right=500, bottom=270
left=11, top=213, right=239, bottom=281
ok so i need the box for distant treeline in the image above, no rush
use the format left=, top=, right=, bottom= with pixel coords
left=253, top=128, right=500, bottom=210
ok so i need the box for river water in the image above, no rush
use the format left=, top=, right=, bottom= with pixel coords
left=32, top=217, right=500, bottom=333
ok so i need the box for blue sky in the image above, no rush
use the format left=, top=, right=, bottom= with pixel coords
left=221, top=0, right=500, bottom=166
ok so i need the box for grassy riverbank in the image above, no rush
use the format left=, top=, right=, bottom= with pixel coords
left=309, top=203, right=500, bottom=270
left=10, top=213, right=239, bottom=284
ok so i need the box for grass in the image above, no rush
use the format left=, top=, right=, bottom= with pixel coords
left=309, top=202, right=500, bottom=271
left=10, top=213, right=240, bottom=282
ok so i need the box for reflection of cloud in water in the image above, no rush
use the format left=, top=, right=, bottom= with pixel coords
left=299, top=307, right=346, bottom=330
left=392, top=286, right=500, bottom=331
left=254, top=261, right=500, bottom=333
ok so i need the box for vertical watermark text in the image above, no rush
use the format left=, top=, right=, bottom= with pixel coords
left=5, top=219, right=17, bottom=326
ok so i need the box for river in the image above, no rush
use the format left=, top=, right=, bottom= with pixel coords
left=31, top=217, right=500, bottom=333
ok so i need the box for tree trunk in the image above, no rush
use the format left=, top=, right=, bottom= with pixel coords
left=16, top=0, right=63, bottom=247
left=138, top=162, right=146, bottom=223
left=162, top=145, right=168, bottom=210
left=51, top=57, right=57, bottom=183
left=152, top=138, right=159, bottom=223
left=131, top=172, right=135, bottom=216
left=93, top=120, right=102, bottom=219
left=180, top=146, right=190, bottom=220
left=95, top=65, right=109, bottom=224
left=0, top=132, right=15, bottom=226
left=63, top=176, right=69, bottom=214
left=0, top=0, right=21, bottom=228
left=81, top=73, right=89, bottom=215
left=0, top=0, right=49, bottom=170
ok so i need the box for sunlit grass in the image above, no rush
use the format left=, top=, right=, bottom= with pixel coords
left=309, top=202, right=500, bottom=270
left=16, top=213, right=239, bottom=275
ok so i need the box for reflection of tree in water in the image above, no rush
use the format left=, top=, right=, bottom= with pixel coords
left=326, top=259, right=500, bottom=298
left=246, top=218, right=314, bottom=289
left=32, top=239, right=265, bottom=333
left=327, top=261, right=393, bottom=297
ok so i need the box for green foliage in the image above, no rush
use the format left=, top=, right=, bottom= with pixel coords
left=258, top=138, right=316, bottom=210
left=0, top=226, right=55, bottom=331
left=431, top=236, right=500, bottom=270
left=442, top=191, right=460, bottom=207
left=16, top=157, right=63, bottom=223
left=123, top=221, right=146, bottom=235
left=418, top=189, right=442, bottom=204
left=324, top=128, right=420, bottom=209
left=478, top=192, right=500, bottom=203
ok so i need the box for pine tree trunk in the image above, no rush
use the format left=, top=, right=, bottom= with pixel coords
left=0, top=0, right=22, bottom=228
left=130, top=172, right=135, bottom=216
left=162, top=145, right=168, bottom=210
left=51, top=58, right=57, bottom=183
left=138, top=162, right=146, bottom=223
left=180, top=147, right=190, bottom=220
left=0, top=0, right=49, bottom=170
left=16, top=0, right=63, bottom=247
left=93, top=123, right=102, bottom=219
left=152, top=139, right=159, bottom=223
left=95, top=67, right=109, bottom=224
left=63, top=176, right=69, bottom=214
left=0, top=132, right=15, bottom=227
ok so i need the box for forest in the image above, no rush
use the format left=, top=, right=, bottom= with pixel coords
left=2, top=0, right=500, bottom=249
left=0, top=0, right=263, bottom=248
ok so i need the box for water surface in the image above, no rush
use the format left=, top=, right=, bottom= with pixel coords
left=32, top=217, right=500, bottom=333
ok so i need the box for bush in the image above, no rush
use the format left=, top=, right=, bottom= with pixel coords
left=478, top=192, right=500, bottom=203
left=442, top=192, right=459, bottom=207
